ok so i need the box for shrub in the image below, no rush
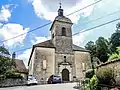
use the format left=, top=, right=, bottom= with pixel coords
left=5, top=70, right=23, bottom=79
left=85, top=69, right=94, bottom=79
left=96, top=67, right=115, bottom=85
left=90, top=75, right=98, bottom=90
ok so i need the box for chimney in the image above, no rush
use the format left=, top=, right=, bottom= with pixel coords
left=12, top=52, right=16, bottom=59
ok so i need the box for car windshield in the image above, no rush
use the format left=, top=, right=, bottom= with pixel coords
left=53, top=75, right=60, bottom=78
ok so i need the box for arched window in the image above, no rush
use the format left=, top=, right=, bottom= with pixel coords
left=62, top=27, right=66, bottom=36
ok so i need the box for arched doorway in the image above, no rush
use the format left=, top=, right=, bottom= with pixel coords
left=62, top=68, right=69, bottom=81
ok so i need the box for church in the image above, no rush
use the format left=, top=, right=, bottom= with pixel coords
left=28, top=5, right=91, bottom=84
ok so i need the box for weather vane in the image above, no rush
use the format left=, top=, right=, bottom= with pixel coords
left=59, top=0, right=62, bottom=9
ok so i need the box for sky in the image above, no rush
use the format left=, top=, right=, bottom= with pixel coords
left=0, top=0, right=120, bottom=67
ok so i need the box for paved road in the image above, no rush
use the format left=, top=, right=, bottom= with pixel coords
left=0, top=83, right=77, bottom=90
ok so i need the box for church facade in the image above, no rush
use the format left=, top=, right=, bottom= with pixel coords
left=28, top=7, right=91, bottom=83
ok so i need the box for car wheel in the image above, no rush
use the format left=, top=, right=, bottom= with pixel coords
left=50, top=80, right=53, bottom=84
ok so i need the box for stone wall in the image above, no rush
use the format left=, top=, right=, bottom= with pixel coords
left=33, top=47, right=55, bottom=84
left=74, top=51, right=91, bottom=80
left=0, top=79, right=26, bottom=87
left=96, top=59, right=120, bottom=86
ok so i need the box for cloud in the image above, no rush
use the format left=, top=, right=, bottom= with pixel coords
left=29, top=0, right=95, bottom=23
left=0, top=23, right=29, bottom=47
left=73, top=30, right=92, bottom=47
left=18, top=36, right=50, bottom=67
left=0, top=5, right=11, bottom=22
left=31, top=36, right=50, bottom=44
left=17, top=48, right=32, bottom=68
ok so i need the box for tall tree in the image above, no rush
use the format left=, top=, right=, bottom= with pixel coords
left=85, top=41, right=96, bottom=58
left=109, top=23, right=120, bottom=53
left=95, top=37, right=109, bottom=62
left=85, top=41, right=96, bottom=69
left=0, top=46, right=11, bottom=75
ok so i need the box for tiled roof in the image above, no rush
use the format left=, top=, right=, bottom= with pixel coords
left=14, top=59, right=28, bottom=73
left=34, top=40, right=55, bottom=48
left=72, top=44, right=89, bottom=52
left=34, top=40, right=88, bottom=52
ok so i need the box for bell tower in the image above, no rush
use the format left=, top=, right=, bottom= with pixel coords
left=50, top=2, right=75, bottom=81
left=50, top=4, right=73, bottom=54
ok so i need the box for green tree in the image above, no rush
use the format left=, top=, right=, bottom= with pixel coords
left=85, top=41, right=96, bottom=69
left=0, top=46, right=22, bottom=80
left=109, top=24, right=120, bottom=53
left=0, top=46, right=11, bottom=75
left=95, top=37, right=110, bottom=62
left=85, top=41, right=96, bottom=58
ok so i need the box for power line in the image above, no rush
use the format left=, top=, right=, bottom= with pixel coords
left=0, top=0, right=102, bottom=44
left=2, top=8, right=120, bottom=46
left=66, top=0, right=102, bottom=16
left=14, top=17, right=120, bottom=53
left=79, top=9, right=120, bottom=26
left=0, top=22, right=51, bottom=43
left=73, top=17, right=120, bottom=36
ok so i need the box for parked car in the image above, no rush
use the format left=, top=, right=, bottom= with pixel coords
left=27, top=76, right=38, bottom=85
left=47, top=75, right=62, bottom=84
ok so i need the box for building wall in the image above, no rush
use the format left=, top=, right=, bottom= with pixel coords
left=55, top=53, right=75, bottom=81
left=33, top=47, right=55, bottom=83
left=29, top=47, right=91, bottom=83
left=52, top=21, right=73, bottom=54
left=74, top=51, right=91, bottom=80
left=28, top=48, right=35, bottom=75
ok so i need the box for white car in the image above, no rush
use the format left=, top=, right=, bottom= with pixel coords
left=27, top=76, right=38, bottom=85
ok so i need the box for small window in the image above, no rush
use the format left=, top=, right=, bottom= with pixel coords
left=62, top=27, right=66, bottom=36
left=64, top=56, right=66, bottom=62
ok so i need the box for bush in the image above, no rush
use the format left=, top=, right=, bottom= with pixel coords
left=90, top=75, right=98, bottom=90
left=85, top=69, right=94, bottom=79
left=96, top=68, right=115, bottom=85
left=5, top=70, right=23, bottom=79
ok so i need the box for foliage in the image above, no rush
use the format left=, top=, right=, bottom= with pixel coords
left=95, top=37, right=110, bottom=62
left=81, top=75, right=98, bottom=90
left=116, top=46, right=120, bottom=53
left=0, top=54, right=12, bottom=75
left=90, top=75, right=98, bottom=90
left=5, top=70, right=22, bottom=79
left=85, top=69, right=94, bottom=79
left=109, top=30, right=120, bottom=53
left=109, top=46, right=120, bottom=60
left=109, top=53, right=120, bottom=60
left=81, top=78, right=90, bottom=90
left=0, top=46, right=22, bottom=80
left=0, top=46, right=10, bottom=57
left=85, top=37, right=110, bottom=63
left=96, top=68, right=115, bottom=85
left=85, top=41, right=96, bottom=69
left=85, top=41, right=96, bottom=58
